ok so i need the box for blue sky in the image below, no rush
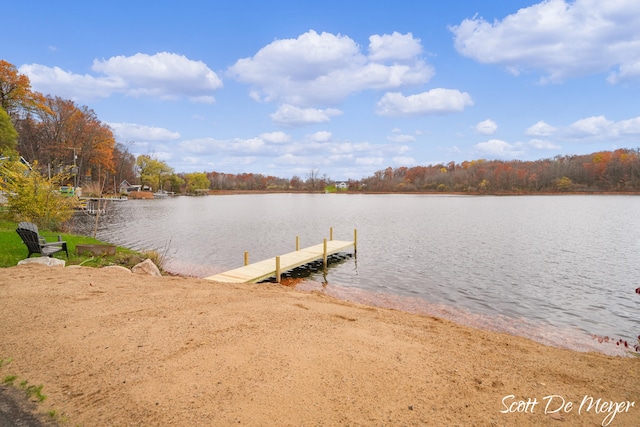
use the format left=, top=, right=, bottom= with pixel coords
left=3, top=0, right=640, bottom=180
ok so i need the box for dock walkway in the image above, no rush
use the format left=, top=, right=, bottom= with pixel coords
left=205, top=232, right=355, bottom=284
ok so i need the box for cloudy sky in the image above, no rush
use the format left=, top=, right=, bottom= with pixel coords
left=3, top=0, right=640, bottom=180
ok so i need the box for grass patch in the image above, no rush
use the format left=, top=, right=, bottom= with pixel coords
left=20, top=381, right=47, bottom=402
left=3, top=375, right=17, bottom=385
left=0, top=216, right=150, bottom=270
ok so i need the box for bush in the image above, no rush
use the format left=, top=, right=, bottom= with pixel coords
left=0, top=158, right=77, bottom=230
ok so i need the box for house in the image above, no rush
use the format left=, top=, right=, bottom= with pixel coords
left=335, top=181, right=348, bottom=190
left=119, top=180, right=142, bottom=193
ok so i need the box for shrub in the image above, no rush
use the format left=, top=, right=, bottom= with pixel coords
left=0, top=158, right=77, bottom=230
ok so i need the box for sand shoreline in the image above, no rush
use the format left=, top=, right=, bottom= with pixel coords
left=1, top=264, right=639, bottom=426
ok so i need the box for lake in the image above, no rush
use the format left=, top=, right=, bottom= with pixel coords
left=72, top=193, right=640, bottom=356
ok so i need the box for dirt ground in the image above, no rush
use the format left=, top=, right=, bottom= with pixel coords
left=0, top=264, right=638, bottom=426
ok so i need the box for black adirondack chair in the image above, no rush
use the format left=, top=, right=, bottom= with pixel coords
left=15, top=222, right=69, bottom=258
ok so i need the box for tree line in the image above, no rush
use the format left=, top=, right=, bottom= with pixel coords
left=3, top=59, right=639, bottom=196
left=357, top=150, right=640, bottom=193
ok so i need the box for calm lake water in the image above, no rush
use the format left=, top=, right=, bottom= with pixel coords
left=72, top=194, right=640, bottom=355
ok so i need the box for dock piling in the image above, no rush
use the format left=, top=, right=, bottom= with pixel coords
left=330, top=227, right=333, bottom=241
left=276, top=256, right=281, bottom=283
left=354, top=229, right=357, bottom=253
left=323, top=239, right=328, bottom=267
left=244, top=251, right=249, bottom=266
left=296, top=236, right=300, bottom=251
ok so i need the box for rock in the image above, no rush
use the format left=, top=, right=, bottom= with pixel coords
left=102, top=265, right=132, bottom=274
left=17, top=257, right=66, bottom=267
left=131, top=259, right=161, bottom=276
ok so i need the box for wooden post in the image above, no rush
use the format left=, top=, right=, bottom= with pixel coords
left=354, top=229, right=357, bottom=254
left=323, top=238, right=327, bottom=268
left=276, top=256, right=281, bottom=283
left=244, top=251, right=249, bottom=266
left=330, top=227, right=333, bottom=241
left=296, top=236, right=300, bottom=251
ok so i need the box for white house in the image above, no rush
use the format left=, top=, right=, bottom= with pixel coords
left=335, top=181, right=348, bottom=189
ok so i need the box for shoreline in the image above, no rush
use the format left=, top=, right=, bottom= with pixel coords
left=1, top=264, right=638, bottom=426
left=160, top=260, right=633, bottom=358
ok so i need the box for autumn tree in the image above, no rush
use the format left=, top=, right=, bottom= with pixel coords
left=15, top=96, right=116, bottom=189
left=185, top=172, right=210, bottom=193
left=0, top=106, right=18, bottom=153
left=168, top=174, right=185, bottom=193
left=290, top=175, right=302, bottom=190
left=0, top=60, right=46, bottom=121
left=113, top=142, right=137, bottom=187
left=306, top=168, right=319, bottom=190
left=136, top=155, right=174, bottom=192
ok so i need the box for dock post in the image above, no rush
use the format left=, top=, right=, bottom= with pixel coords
left=244, top=251, right=249, bottom=266
left=354, top=229, right=357, bottom=254
left=276, top=256, right=281, bottom=283
left=296, top=236, right=300, bottom=251
left=323, top=239, right=327, bottom=267
left=330, top=227, right=333, bottom=241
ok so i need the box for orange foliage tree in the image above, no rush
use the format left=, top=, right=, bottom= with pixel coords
left=19, top=95, right=115, bottom=187
left=0, top=60, right=47, bottom=121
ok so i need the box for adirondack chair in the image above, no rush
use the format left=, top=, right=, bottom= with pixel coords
left=15, top=222, right=69, bottom=258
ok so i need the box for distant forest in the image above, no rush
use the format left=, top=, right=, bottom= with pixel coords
left=198, top=149, right=640, bottom=194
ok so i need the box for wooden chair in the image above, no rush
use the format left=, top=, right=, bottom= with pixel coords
left=15, top=222, right=69, bottom=258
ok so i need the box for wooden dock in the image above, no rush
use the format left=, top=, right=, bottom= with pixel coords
left=205, top=229, right=356, bottom=284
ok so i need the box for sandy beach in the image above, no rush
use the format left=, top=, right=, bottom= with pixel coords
left=0, top=264, right=638, bottom=426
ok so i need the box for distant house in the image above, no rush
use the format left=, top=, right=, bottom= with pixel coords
left=335, top=181, right=348, bottom=190
left=119, top=180, right=142, bottom=193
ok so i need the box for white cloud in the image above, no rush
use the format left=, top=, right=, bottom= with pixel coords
left=228, top=30, right=434, bottom=106
left=526, top=120, right=557, bottom=136
left=260, top=131, right=290, bottom=144
left=528, top=139, right=561, bottom=150
left=609, top=59, right=640, bottom=84
left=180, top=137, right=267, bottom=156
left=108, top=122, right=180, bottom=141
left=376, top=89, right=473, bottom=116
left=20, top=52, right=223, bottom=101
left=613, top=116, right=640, bottom=135
left=368, top=32, right=422, bottom=62
left=93, top=52, right=223, bottom=98
left=356, top=157, right=385, bottom=166
left=174, top=128, right=418, bottom=178
left=567, top=115, right=614, bottom=137
left=474, top=119, right=497, bottom=135
left=270, top=104, right=343, bottom=127
left=310, top=131, right=332, bottom=142
left=524, top=115, right=640, bottom=142
left=19, top=64, right=124, bottom=100
left=450, top=0, right=640, bottom=83
left=393, top=156, right=415, bottom=166
left=474, top=139, right=525, bottom=158
left=387, top=134, right=416, bottom=143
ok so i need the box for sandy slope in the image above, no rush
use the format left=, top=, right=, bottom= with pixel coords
left=0, top=264, right=638, bottom=426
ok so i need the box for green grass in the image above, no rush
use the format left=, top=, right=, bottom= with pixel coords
left=0, top=217, right=146, bottom=269
left=2, top=375, right=17, bottom=385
